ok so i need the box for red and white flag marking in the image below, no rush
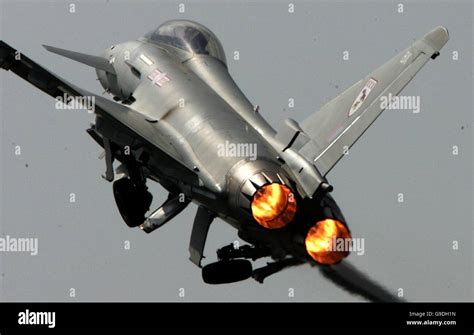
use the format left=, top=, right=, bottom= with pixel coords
left=348, top=77, right=378, bottom=117
left=147, top=68, right=170, bottom=87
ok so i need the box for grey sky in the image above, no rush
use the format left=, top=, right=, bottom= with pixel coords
left=0, top=0, right=472, bottom=302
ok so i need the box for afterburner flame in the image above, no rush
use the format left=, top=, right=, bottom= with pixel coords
left=305, top=219, right=351, bottom=265
left=251, top=183, right=296, bottom=229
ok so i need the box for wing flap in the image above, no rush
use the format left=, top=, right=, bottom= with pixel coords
left=298, top=26, right=449, bottom=176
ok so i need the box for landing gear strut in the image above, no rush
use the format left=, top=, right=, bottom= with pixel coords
left=252, top=258, right=304, bottom=283
left=202, top=243, right=303, bottom=284
left=202, top=243, right=269, bottom=285
left=217, top=243, right=270, bottom=261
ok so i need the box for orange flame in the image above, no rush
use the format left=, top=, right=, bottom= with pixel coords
left=305, top=219, right=351, bottom=265
left=251, top=183, right=296, bottom=229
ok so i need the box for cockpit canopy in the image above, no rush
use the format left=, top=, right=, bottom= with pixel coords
left=143, top=20, right=226, bottom=65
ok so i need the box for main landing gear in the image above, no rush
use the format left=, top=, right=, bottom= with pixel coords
left=113, top=177, right=152, bottom=228
left=202, top=243, right=304, bottom=284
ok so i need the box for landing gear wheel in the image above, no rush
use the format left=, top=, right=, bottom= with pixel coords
left=113, top=178, right=152, bottom=227
left=202, top=259, right=253, bottom=284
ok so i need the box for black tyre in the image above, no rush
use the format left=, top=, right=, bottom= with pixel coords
left=202, top=259, right=253, bottom=284
left=113, top=178, right=152, bottom=227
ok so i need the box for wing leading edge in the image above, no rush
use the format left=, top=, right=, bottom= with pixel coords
left=0, top=40, right=83, bottom=99
left=298, top=26, right=449, bottom=176
left=0, top=40, right=190, bottom=171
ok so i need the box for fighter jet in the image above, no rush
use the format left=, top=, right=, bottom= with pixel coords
left=0, top=20, right=448, bottom=299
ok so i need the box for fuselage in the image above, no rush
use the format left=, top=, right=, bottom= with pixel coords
left=96, top=25, right=285, bottom=213
left=92, top=20, right=346, bottom=262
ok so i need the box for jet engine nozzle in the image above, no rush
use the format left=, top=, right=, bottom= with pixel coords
left=250, top=183, right=296, bottom=229
left=227, top=160, right=298, bottom=229
left=305, top=219, right=351, bottom=264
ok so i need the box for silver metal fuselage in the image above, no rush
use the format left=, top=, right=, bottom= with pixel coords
left=96, top=39, right=289, bottom=229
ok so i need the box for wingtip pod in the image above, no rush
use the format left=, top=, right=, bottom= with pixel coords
left=423, top=26, right=449, bottom=53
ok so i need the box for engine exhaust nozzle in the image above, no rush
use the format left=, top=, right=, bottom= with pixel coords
left=250, top=183, right=296, bottom=229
